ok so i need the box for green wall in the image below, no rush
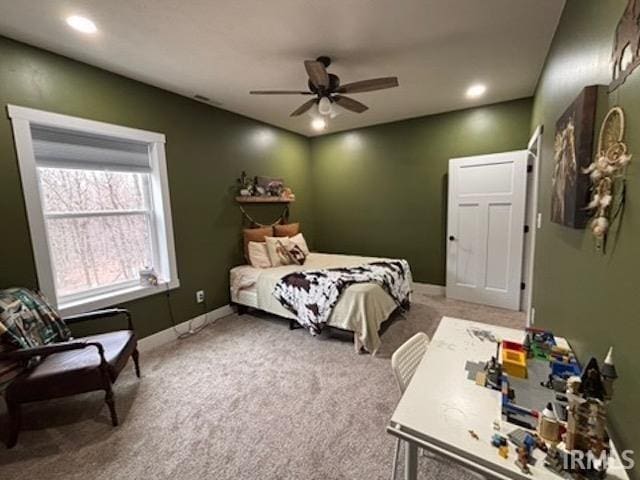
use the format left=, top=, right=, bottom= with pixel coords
left=309, top=98, right=533, bottom=284
left=0, top=36, right=314, bottom=338
left=530, top=0, right=639, bottom=470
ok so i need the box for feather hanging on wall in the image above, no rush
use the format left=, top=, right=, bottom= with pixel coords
left=583, top=106, right=632, bottom=251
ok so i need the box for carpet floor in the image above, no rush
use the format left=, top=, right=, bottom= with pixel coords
left=0, top=295, right=524, bottom=480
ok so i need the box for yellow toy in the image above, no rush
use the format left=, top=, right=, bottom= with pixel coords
left=501, top=341, right=528, bottom=379
left=499, top=446, right=509, bottom=459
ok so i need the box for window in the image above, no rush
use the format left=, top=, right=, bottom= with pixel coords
left=9, top=106, right=179, bottom=315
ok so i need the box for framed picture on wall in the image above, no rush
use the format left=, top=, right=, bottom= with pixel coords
left=551, top=85, right=599, bottom=228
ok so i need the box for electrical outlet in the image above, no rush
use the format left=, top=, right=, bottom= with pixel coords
left=196, top=290, right=205, bottom=303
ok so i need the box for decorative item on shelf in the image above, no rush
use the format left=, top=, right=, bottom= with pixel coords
left=254, top=176, right=266, bottom=196
left=583, top=106, right=632, bottom=250
left=235, top=195, right=294, bottom=204
left=551, top=85, right=599, bottom=228
left=256, top=176, right=284, bottom=197
left=234, top=172, right=295, bottom=227
left=610, top=0, right=640, bottom=91
left=282, top=187, right=295, bottom=200
left=139, top=267, right=158, bottom=286
left=236, top=171, right=253, bottom=197
left=235, top=172, right=295, bottom=201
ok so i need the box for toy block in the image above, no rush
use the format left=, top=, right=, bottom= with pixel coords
left=502, top=342, right=528, bottom=379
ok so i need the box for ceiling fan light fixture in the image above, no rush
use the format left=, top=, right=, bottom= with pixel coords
left=318, top=97, right=332, bottom=115
left=311, top=118, right=327, bottom=131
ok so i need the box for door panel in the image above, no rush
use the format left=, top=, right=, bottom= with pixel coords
left=457, top=161, right=514, bottom=195
left=485, top=203, right=511, bottom=291
left=446, top=151, right=527, bottom=310
left=455, top=203, right=481, bottom=287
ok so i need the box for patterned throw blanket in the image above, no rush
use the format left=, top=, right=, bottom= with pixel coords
left=273, top=260, right=412, bottom=335
left=0, top=288, right=70, bottom=388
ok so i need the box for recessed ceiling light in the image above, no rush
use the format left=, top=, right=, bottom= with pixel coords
left=66, top=15, right=97, bottom=34
left=311, top=118, right=327, bottom=131
left=466, top=84, right=487, bottom=99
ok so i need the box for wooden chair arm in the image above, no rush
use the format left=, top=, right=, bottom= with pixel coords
left=0, top=341, right=107, bottom=364
left=63, top=308, right=134, bottom=331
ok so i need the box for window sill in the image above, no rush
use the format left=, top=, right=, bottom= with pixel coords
left=58, top=279, right=180, bottom=317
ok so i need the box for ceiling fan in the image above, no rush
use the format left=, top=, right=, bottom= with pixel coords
left=250, top=56, right=399, bottom=117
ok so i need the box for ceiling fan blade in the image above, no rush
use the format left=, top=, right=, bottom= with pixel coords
left=290, top=98, right=318, bottom=117
left=337, top=77, right=399, bottom=94
left=304, top=60, right=330, bottom=89
left=250, top=90, right=313, bottom=95
left=333, top=95, right=368, bottom=113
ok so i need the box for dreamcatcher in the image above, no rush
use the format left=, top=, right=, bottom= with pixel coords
left=583, top=106, right=632, bottom=251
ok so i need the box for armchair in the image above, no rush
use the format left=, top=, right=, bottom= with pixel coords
left=0, top=299, right=140, bottom=448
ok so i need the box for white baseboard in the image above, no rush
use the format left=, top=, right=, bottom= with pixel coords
left=412, top=282, right=446, bottom=297
left=138, top=304, right=235, bottom=353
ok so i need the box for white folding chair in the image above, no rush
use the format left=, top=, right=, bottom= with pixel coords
left=390, top=332, right=430, bottom=480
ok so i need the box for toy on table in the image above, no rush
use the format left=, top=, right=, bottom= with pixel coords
left=516, top=446, right=531, bottom=474
left=544, top=444, right=564, bottom=474
left=476, top=339, right=503, bottom=390
left=492, top=433, right=507, bottom=447
left=470, top=328, right=620, bottom=478
left=509, top=429, right=539, bottom=474
left=542, top=349, right=618, bottom=478
left=537, top=402, right=561, bottom=443
left=499, top=445, right=509, bottom=459
left=502, top=340, right=528, bottom=379
left=491, top=433, right=509, bottom=459
left=601, top=347, right=618, bottom=400
left=525, top=328, right=556, bottom=360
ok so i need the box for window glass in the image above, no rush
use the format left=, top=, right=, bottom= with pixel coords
left=38, top=168, right=154, bottom=297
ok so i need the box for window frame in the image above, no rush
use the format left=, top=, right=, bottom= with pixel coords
left=8, top=105, right=179, bottom=316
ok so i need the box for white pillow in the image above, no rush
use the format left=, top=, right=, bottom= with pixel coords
left=289, top=233, right=310, bottom=255
left=265, top=236, right=294, bottom=267
left=248, top=241, right=272, bottom=268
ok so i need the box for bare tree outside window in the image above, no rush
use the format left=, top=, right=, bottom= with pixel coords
left=38, top=168, right=154, bottom=297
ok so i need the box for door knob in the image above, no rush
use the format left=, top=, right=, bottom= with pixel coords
left=449, top=235, right=456, bottom=241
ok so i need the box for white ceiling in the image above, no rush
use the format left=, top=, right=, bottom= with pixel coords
left=0, top=0, right=565, bottom=136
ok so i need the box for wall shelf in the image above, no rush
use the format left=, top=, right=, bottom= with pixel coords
left=235, top=196, right=294, bottom=204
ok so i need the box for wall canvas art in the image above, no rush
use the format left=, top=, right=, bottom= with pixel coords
left=610, top=0, right=640, bottom=91
left=551, top=85, right=599, bottom=228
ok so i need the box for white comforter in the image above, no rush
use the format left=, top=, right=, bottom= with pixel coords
left=230, top=253, right=410, bottom=352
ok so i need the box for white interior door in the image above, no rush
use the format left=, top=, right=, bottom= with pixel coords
left=446, top=151, right=527, bottom=310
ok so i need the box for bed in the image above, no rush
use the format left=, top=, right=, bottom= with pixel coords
left=230, top=252, right=411, bottom=353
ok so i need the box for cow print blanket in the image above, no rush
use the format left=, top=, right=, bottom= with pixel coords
left=273, top=260, right=412, bottom=335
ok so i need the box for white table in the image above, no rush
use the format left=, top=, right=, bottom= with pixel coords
left=387, top=317, right=630, bottom=480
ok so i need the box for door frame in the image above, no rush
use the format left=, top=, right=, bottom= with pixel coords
left=522, top=125, right=543, bottom=325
